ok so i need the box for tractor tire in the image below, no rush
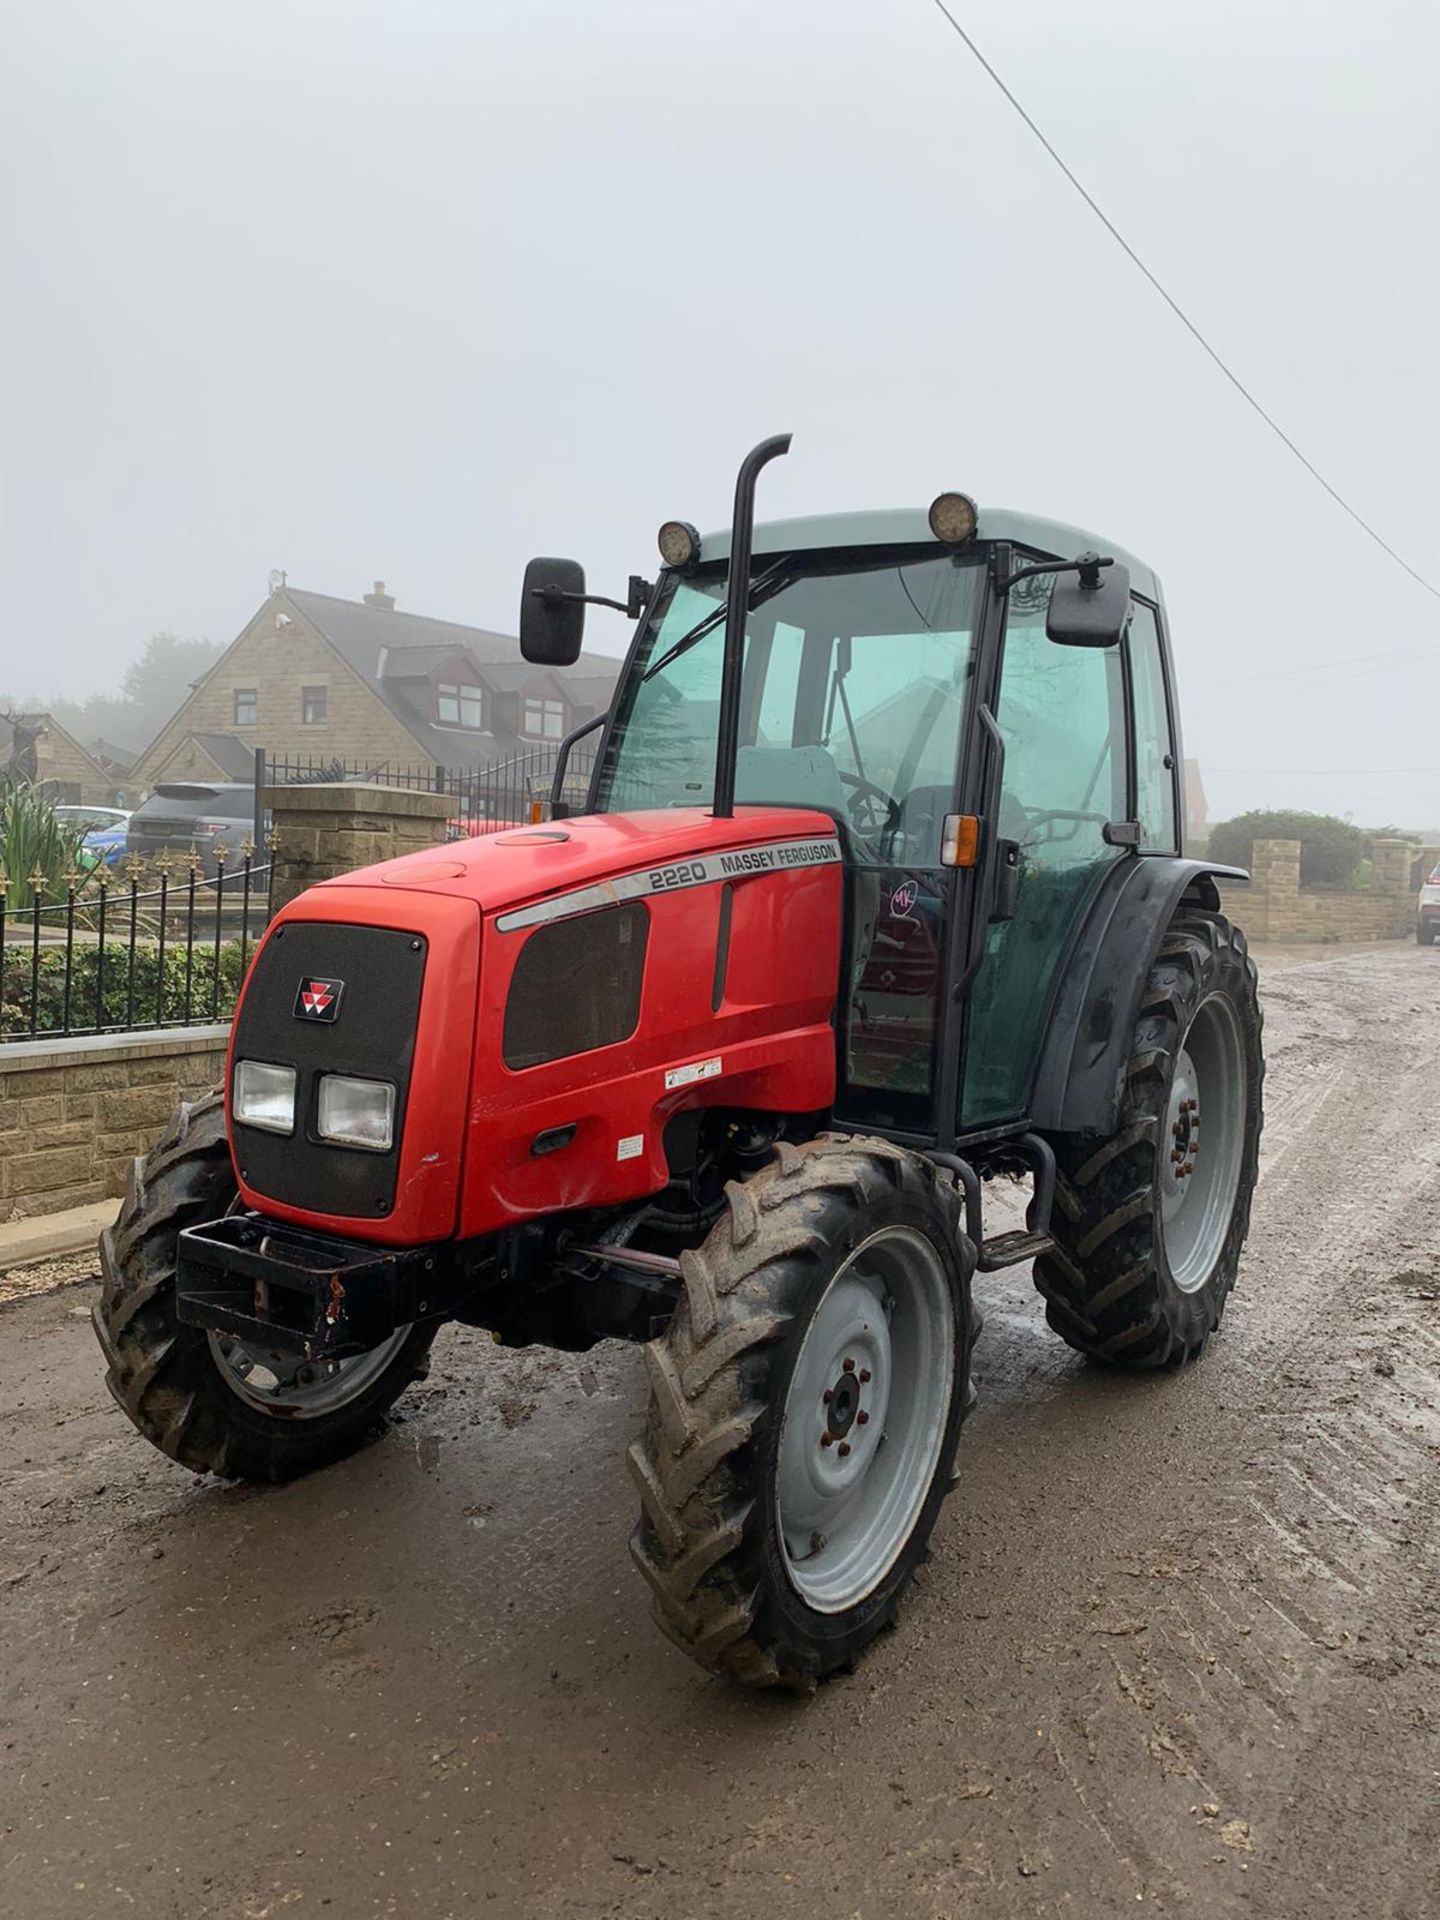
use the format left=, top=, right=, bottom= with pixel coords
left=628, top=1135, right=974, bottom=1690
left=1034, top=907, right=1263, bottom=1367
left=94, top=1087, right=436, bottom=1482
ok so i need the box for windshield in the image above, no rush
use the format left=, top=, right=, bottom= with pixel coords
left=593, top=550, right=984, bottom=866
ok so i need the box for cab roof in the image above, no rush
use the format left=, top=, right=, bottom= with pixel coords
left=697, top=508, right=1160, bottom=603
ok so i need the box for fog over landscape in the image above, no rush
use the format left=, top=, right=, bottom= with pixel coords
left=4, top=0, right=1438, bottom=826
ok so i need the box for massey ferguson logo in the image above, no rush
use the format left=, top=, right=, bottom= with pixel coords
left=294, top=976, right=344, bottom=1023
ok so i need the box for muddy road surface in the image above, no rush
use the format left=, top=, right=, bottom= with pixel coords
left=3, top=942, right=1439, bottom=1919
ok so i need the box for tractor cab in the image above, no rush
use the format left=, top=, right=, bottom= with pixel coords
left=526, top=477, right=1175, bottom=1149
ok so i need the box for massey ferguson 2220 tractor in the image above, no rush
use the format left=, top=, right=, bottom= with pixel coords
left=96, top=437, right=1263, bottom=1689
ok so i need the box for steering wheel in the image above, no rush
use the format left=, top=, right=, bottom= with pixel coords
left=838, top=769, right=902, bottom=841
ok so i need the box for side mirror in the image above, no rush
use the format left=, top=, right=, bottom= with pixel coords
left=1046, top=555, right=1132, bottom=648
left=520, top=557, right=586, bottom=666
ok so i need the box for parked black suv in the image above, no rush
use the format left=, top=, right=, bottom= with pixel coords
left=125, top=783, right=261, bottom=880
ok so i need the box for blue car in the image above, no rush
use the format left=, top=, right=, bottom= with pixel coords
left=56, top=804, right=131, bottom=869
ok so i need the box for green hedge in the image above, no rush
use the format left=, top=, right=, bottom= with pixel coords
left=1207, top=809, right=1366, bottom=890
left=1, top=939, right=249, bottom=1038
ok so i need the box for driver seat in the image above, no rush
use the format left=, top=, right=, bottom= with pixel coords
left=735, top=744, right=848, bottom=817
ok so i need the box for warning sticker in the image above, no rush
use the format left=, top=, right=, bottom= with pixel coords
left=664, top=1056, right=723, bottom=1092
left=616, top=1134, right=645, bottom=1161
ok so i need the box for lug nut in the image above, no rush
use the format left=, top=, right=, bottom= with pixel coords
left=822, top=1388, right=833, bottom=1405
left=837, top=1441, right=852, bottom=1458
left=821, top=1432, right=834, bottom=1448
left=857, top=1410, right=870, bottom=1426
left=842, top=1357, right=856, bottom=1374
left=859, top=1368, right=871, bottom=1383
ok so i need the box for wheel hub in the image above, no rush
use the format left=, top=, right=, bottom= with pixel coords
left=823, top=1365, right=866, bottom=1441
left=207, top=1325, right=413, bottom=1420
left=776, top=1227, right=955, bottom=1614
left=1158, top=994, right=1247, bottom=1293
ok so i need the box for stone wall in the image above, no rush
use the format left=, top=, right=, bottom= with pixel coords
left=264, top=782, right=452, bottom=911
left=1221, top=837, right=1416, bottom=944
left=0, top=1026, right=229, bottom=1221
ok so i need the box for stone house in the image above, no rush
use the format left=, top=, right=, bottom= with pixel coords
left=128, top=580, right=621, bottom=798
left=0, top=711, right=126, bottom=807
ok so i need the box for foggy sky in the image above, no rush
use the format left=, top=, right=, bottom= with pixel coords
left=3, top=0, right=1439, bottom=829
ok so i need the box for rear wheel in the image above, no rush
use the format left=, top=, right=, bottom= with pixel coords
left=628, top=1136, right=974, bottom=1689
left=1033, top=908, right=1263, bottom=1367
left=1418, top=921, right=1436, bottom=947
left=94, top=1088, right=436, bottom=1482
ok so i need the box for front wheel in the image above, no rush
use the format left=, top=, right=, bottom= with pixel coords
left=94, top=1088, right=436, bottom=1482
left=1418, top=921, right=1436, bottom=947
left=628, top=1137, right=975, bottom=1689
left=1034, top=908, right=1263, bottom=1367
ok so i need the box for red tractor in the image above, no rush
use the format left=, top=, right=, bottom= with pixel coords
left=95, top=438, right=1262, bottom=1688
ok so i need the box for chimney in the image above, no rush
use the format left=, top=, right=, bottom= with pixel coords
left=364, top=580, right=395, bottom=611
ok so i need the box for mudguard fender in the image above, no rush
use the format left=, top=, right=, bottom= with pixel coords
left=1028, top=856, right=1250, bottom=1138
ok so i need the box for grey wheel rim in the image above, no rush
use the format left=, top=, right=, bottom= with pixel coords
left=776, top=1227, right=955, bottom=1614
left=1161, top=991, right=1247, bottom=1293
left=206, top=1326, right=413, bottom=1420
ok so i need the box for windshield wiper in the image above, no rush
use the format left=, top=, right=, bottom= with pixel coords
left=641, top=557, right=797, bottom=682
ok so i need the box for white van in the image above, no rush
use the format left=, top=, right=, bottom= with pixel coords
left=1418, top=865, right=1440, bottom=945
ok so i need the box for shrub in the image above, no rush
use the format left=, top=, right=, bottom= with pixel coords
left=0, top=939, right=249, bottom=1038
left=0, top=780, right=96, bottom=906
left=1207, top=809, right=1366, bottom=890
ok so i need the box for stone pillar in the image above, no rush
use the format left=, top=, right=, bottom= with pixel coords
left=1367, top=837, right=1414, bottom=897
left=263, top=784, right=452, bottom=913
left=1247, top=838, right=1300, bottom=942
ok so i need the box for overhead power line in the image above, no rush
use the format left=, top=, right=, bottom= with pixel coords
left=924, top=0, right=1440, bottom=608
left=1207, top=765, right=1440, bottom=777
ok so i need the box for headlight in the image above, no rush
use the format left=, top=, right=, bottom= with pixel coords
left=233, top=1060, right=297, bottom=1135
left=317, top=1074, right=396, bottom=1152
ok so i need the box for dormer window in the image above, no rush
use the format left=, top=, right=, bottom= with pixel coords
left=437, top=682, right=483, bottom=729
left=523, top=695, right=565, bottom=740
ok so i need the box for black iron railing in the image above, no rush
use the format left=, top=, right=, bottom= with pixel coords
left=0, top=847, right=274, bottom=1043
left=267, top=747, right=598, bottom=832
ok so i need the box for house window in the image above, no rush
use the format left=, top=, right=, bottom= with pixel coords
left=437, top=682, right=483, bottom=729
left=523, top=696, right=566, bottom=740
left=234, top=688, right=258, bottom=726
left=301, top=685, right=328, bottom=725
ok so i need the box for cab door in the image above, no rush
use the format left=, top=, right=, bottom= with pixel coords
left=960, top=573, right=1130, bottom=1128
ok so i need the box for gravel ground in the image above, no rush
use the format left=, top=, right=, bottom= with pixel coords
left=2, top=940, right=1438, bottom=1919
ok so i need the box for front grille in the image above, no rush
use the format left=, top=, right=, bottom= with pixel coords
left=230, top=921, right=427, bottom=1218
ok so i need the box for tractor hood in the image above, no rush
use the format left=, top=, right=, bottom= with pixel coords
left=317, top=806, right=842, bottom=920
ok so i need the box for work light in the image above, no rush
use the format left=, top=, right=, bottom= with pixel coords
left=928, top=492, right=978, bottom=547
left=232, top=1060, right=297, bottom=1136
left=657, top=520, right=700, bottom=569
left=317, top=1074, right=396, bottom=1152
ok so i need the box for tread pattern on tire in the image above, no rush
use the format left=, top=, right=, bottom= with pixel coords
left=628, top=1133, right=969, bottom=1689
left=1033, top=908, right=1264, bottom=1368
left=94, top=1087, right=433, bottom=1482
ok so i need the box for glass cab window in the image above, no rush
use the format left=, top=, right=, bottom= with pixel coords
left=596, top=552, right=981, bottom=868
left=596, top=551, right=983, bottom=1133
left=962, top=569, right=1128, bottom=1125
left=1128, top=601, right=1178, bottom=853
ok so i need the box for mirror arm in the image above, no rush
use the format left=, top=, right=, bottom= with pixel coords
left=997, top=551, right=1113, bottom=595
left=530, top=574, right=654, bottom=620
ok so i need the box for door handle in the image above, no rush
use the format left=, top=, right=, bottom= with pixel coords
left=991, top=839, right=1021, bottom=921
